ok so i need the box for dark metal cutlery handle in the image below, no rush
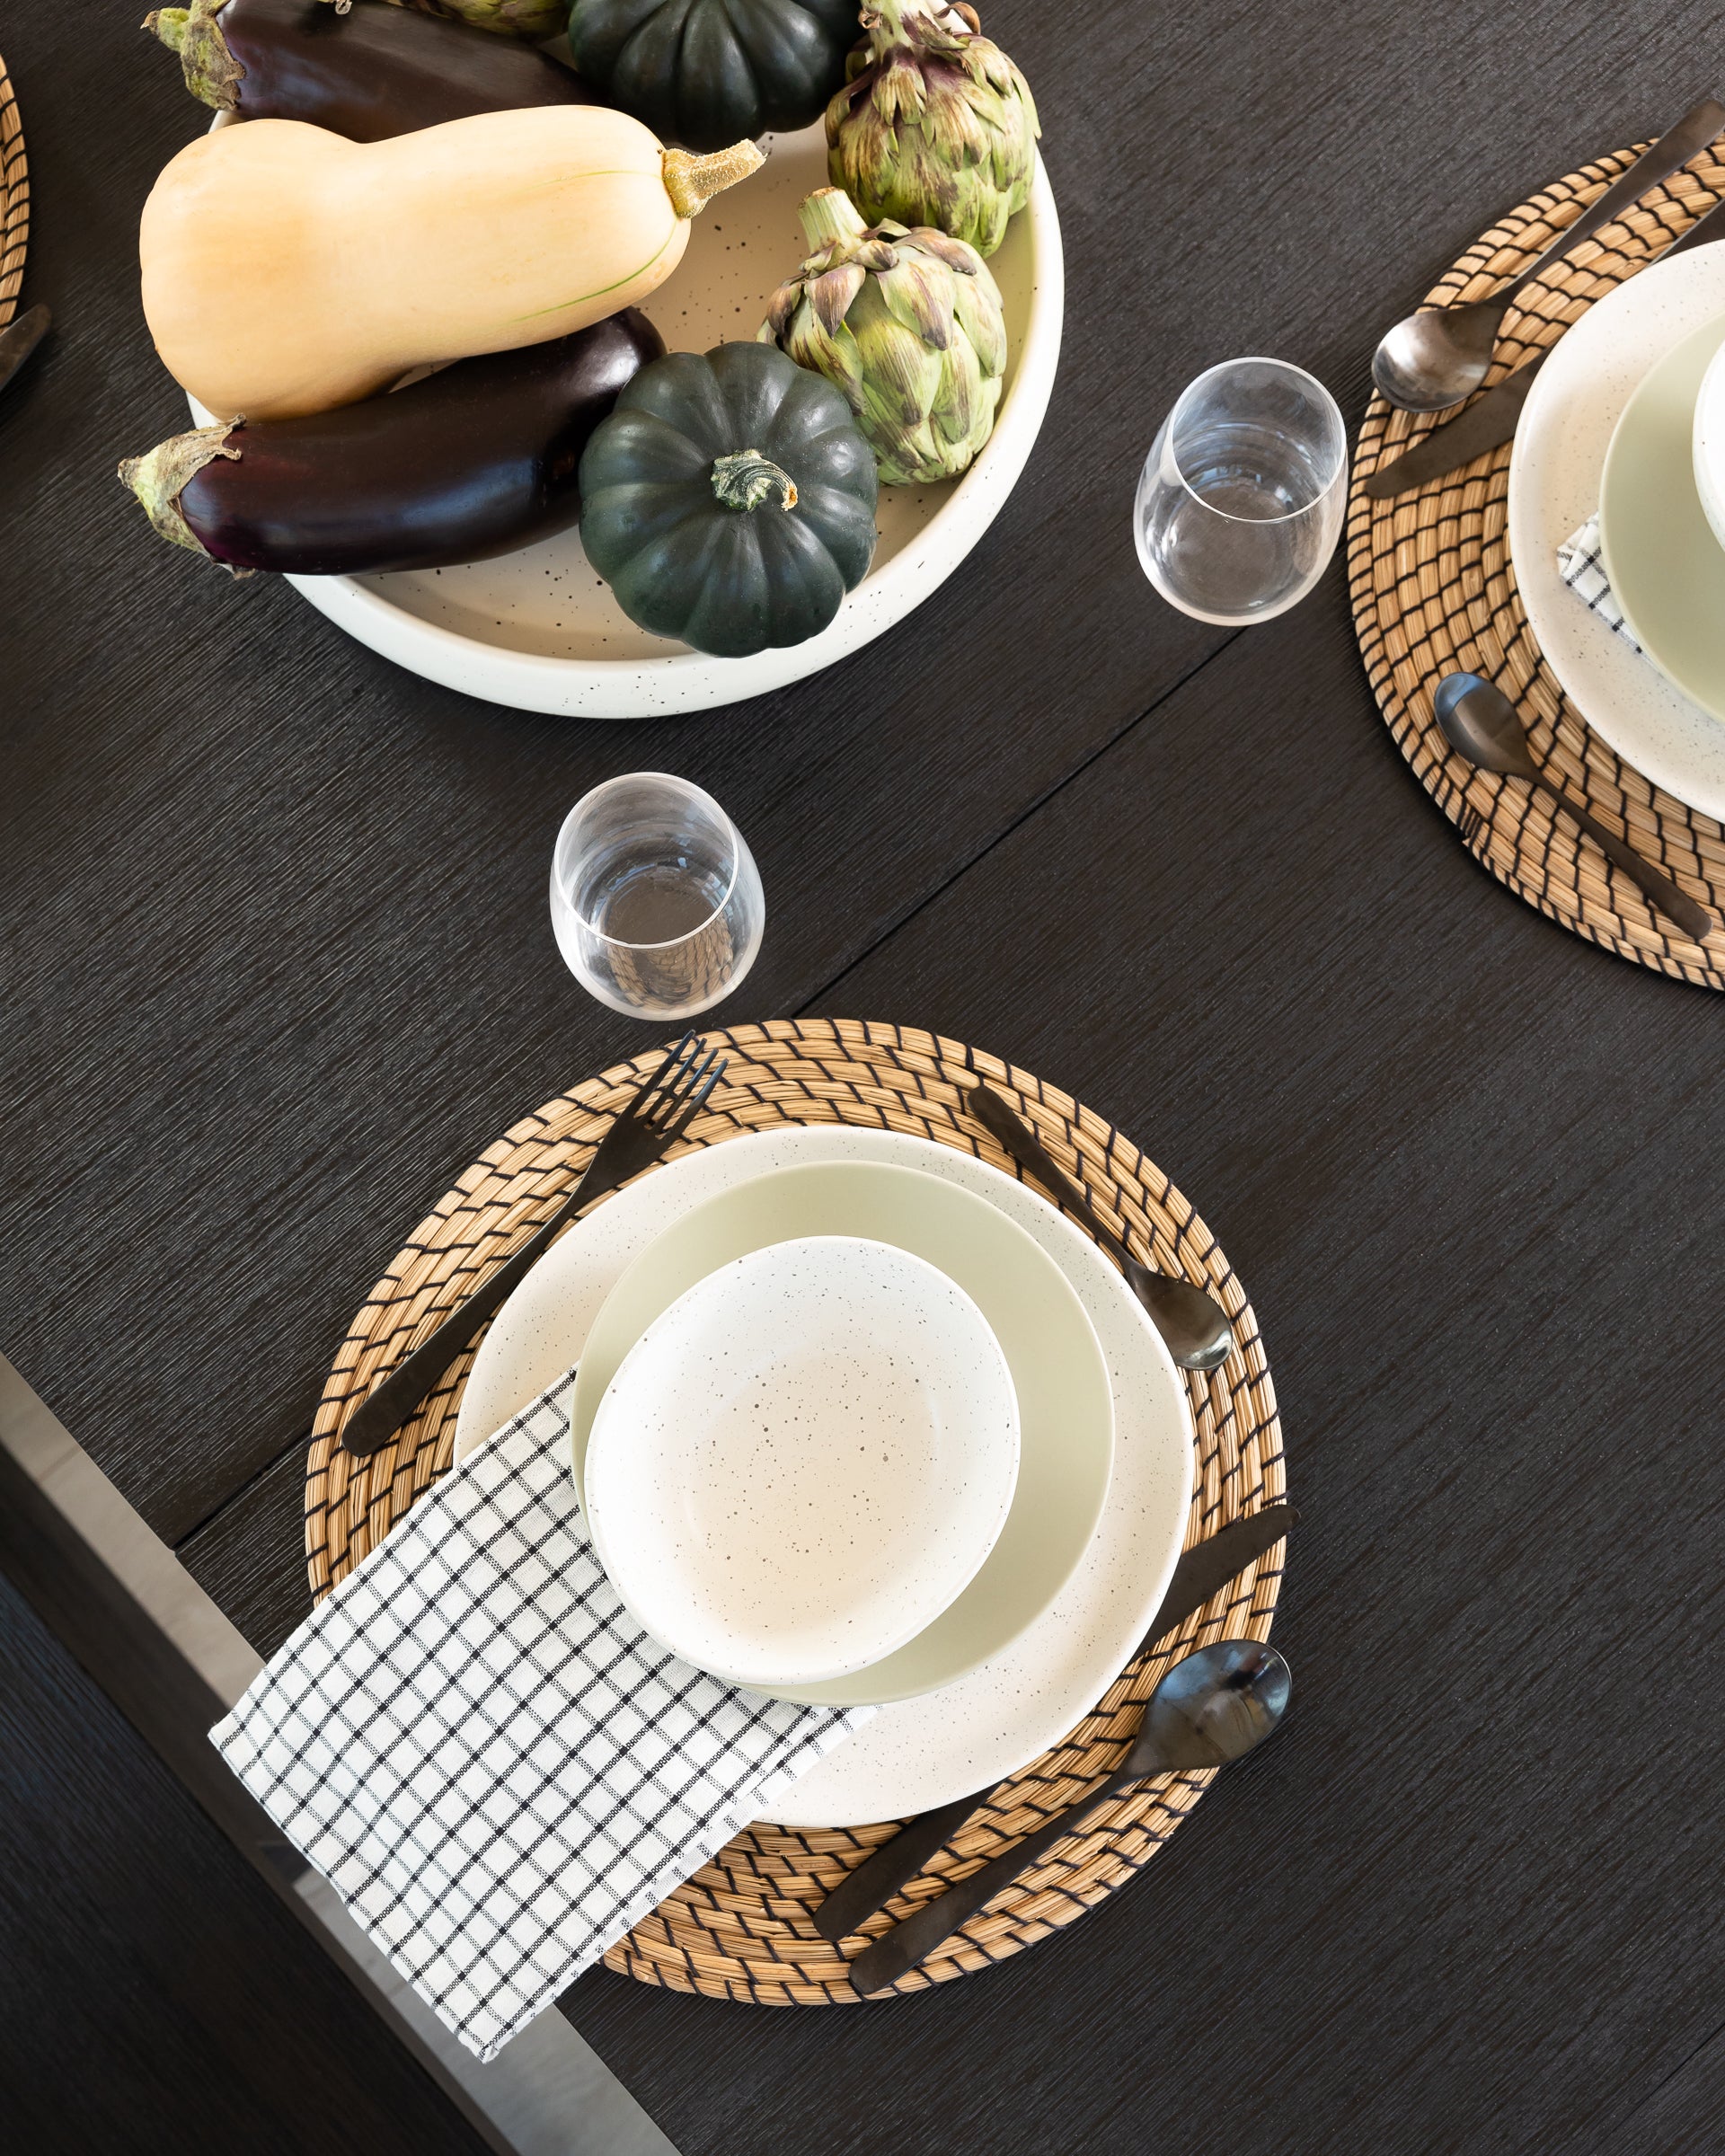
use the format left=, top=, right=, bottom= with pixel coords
left=965, top=1084, right=1128, bottom=1266
left=813, top=1790, right=988, bottom=1946
left=338, top=1157, right=604, bottom=1457
left=1366, top=146, right=1725, bottom=500
left=814, top=1503, right=1296, bottom=1947
left=339, top=1031, right=726, bottom=1457
left=847, top=1768, right=1139, bottom=1994
left=0, top=304, right=50, bottom=401
left=1531, top=774, right=1713, bottom=943
left=1500, top=97, right=1725, bottom=303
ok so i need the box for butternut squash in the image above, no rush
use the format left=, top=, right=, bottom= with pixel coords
left=139, top=107, right=762, bottom=420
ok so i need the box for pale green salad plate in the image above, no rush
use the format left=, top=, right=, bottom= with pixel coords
left=1598, top=310, right=1725, bottom=724
left=568, top=1158, right=1115, bottom=1708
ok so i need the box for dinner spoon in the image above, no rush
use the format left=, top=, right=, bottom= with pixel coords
left=965, top=1084, right=1235, bottom=1372
left=1432, top=673, right=1713, bottom=943
left=846, top=1638, right=1291, bottom=1994
left=1371, top=97, right=1725, bottom=411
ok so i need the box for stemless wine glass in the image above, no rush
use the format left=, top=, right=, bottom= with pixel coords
left=1133, top=358, right=1348, bottom=624
left=551, top=773, right=765, bottom=1021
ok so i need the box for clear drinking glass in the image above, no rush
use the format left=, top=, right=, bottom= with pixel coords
left=551, top=773, right=764, bottom=1020
left=1133, top=358, right=1348, bottom=624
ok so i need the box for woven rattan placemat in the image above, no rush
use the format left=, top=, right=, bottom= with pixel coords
left=305, top=1020, right=1286, bottom=2003
left=0, top=53, right=28, bottom=331
left=1349, top=143, right=1725, bottom=988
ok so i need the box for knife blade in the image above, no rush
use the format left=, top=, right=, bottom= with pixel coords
left=0, top=305, right=50, bottom=402
left=1364, top=190, right=1725, bottom=499
left=811, top=1499, right=1296, bottom=1944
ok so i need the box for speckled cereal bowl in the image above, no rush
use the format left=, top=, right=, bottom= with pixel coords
left=198, top=111, right=1063, bottom=718
left=581, top=1236, right=1020, bottom=1694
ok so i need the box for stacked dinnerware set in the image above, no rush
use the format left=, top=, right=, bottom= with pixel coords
left=216, top=1041, right=1288, bottom=2055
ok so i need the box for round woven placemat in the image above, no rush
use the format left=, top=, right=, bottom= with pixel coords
left=0, top=52, right=29, bottom=330
left=1349, top=142, right=1725, bottom=988
left=305, top=1020, right=1286, bottom=2004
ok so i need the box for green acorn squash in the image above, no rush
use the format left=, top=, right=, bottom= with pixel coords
left=568, top=0, right=859, bottom=153
left=579, top=341, right=879, bottom=658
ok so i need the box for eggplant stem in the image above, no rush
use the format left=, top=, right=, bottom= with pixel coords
left=662, top=141, right=766, bottom=219
left=149, top=0, right=243, bottom=109
left=119, top=422, right=243, bottom=561
left=144, top=9, right=190, bottom=53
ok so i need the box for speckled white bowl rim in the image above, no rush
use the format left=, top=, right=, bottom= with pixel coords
left=452, top=1126, right=1193, bottom=1830
left=582, top=1234, right=1020, bottom=1691
left=1508, top=244, right=1725, bottom=821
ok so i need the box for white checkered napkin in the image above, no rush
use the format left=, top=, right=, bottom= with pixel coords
left=1559, top=515, right=1645, bottom=652
left=211, top=1371, right=874, bottom=2060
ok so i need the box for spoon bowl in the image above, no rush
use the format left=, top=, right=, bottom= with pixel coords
left=845, top=1635, right=1291, bottom=1993
left=1125, top=1259, right=1237, bottom=1373
left=1123, top=1637, right=1293, bottom=1777
left=1432, top=671, right=1713, bottom=943
left=1432, top=670, right=1540, bottom=777
left=1372, top=299, right=1505, bottom=413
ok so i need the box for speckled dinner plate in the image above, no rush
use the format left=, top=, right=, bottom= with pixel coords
left=452, top=1126, right=1191, bottom=1830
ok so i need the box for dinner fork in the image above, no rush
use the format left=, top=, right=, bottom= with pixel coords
left=339, top=1032, right=727, bottom=1457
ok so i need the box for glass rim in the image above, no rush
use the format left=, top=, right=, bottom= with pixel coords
left=1160, top=356, right=1348, bottom=526
left=554, top=772, right=742, bottom=952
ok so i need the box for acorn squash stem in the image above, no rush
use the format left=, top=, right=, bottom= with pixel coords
left=710, top=450, right=798, bottom=512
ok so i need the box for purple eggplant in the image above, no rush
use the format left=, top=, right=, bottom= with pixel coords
left=144, top=0, right=588, bottom=140
left=119, top=311, right=665, bottom=577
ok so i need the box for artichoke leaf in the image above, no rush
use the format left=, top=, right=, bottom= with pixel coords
left=876, top=249, right=955, bottom=350
left=950, top=266, right=1006, bottom=376
left=809, top=262, right=867, bottom=335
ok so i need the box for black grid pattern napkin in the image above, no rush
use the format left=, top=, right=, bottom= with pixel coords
left=211, top=1372, right=873, bottom=2059
left=1559, top=514, right=1645, bottom=651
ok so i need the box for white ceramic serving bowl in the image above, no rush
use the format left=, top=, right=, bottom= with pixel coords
left=199, top=113, right=1063, bottom=718
left=581, top=1233, right=1020, bottom=1692
left=1692, top=332, right=1725, bottom=554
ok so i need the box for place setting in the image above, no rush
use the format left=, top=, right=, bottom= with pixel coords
left=197, top=751, right=1292, bottom=2048
left=1347, top=95, right=1725, bottom=987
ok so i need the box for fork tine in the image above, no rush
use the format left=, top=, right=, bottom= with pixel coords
left=648, top=1041, right=719, bottom=1127
left=666, top=1058, right=726, bottom=1143
left=629, top=1030, right=697, bottom=1122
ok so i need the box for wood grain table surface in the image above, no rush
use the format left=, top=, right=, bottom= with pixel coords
left=3, top=1, right=1721, bottom=2149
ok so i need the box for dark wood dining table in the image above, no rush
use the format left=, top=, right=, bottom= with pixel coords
left=4, top=1, right=1723, bottom=2148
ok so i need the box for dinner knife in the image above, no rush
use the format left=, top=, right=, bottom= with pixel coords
left=0, top=305, right=50, bottom=402
left=1364, top=190, right=1725, bottom=499
left=811, top=1499, right=1296, bottom=1945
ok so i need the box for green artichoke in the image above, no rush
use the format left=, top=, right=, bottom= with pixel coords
left=825, top=1, right=1039, bottom=259
left=758, top=186, right=1006, bottom=486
